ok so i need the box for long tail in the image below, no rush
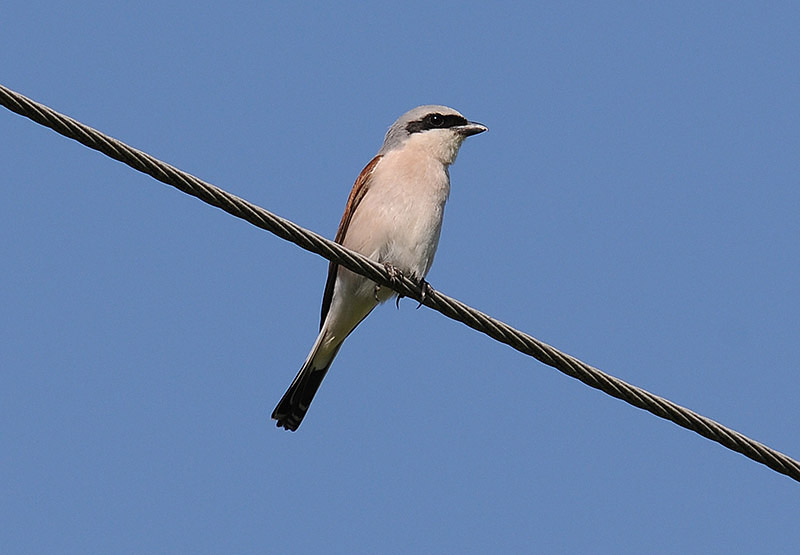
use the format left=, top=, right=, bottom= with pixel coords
left=271, top=332, right=341, bottom=431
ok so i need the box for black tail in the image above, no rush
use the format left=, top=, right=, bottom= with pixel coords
left=271, top=361, right=332, bottom=431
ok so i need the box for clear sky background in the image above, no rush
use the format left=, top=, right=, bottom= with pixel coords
left=2, top=2, right=799, bottom=553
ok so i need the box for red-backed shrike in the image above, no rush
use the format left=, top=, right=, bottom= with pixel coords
left=272, top=105, right=487, bottom=430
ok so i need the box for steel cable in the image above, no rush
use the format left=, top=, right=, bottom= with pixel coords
left=2, top=83, right=797, bottom=483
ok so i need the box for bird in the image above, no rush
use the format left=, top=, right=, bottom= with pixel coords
left=271, top=105, right=487, bottom=431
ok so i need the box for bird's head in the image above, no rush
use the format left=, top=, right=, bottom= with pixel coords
left=380, top=105, right=487, bottom=165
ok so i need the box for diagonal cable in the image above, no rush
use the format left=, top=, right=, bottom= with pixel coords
left=2, top=83, right=798, bottom=483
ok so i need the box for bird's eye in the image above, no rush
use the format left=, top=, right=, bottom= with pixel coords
left=428, top=114, right=444, bottom=127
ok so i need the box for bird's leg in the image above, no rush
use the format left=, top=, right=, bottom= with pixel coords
left=416, top=278, right=434, bottom=309
left=387, top=263, right=405, bottom=309
left=374, top=263, right=405, bottom=306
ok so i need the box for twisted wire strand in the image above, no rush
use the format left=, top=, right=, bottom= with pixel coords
left=2, top=83, right=798, bottom=483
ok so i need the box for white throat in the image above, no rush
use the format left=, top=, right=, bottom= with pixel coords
left=401, top=130, right=466, bottom=166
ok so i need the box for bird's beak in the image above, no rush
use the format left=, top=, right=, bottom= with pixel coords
left=456, top=122, right=488, bottom=137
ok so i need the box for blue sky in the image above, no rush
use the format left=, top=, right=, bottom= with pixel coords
left=2, top=2, right=799, bottom=553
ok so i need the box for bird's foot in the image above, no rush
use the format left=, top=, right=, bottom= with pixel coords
left=416, top=278, right=434, bottom=309
left=374, top=263, right=405, bottom=304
